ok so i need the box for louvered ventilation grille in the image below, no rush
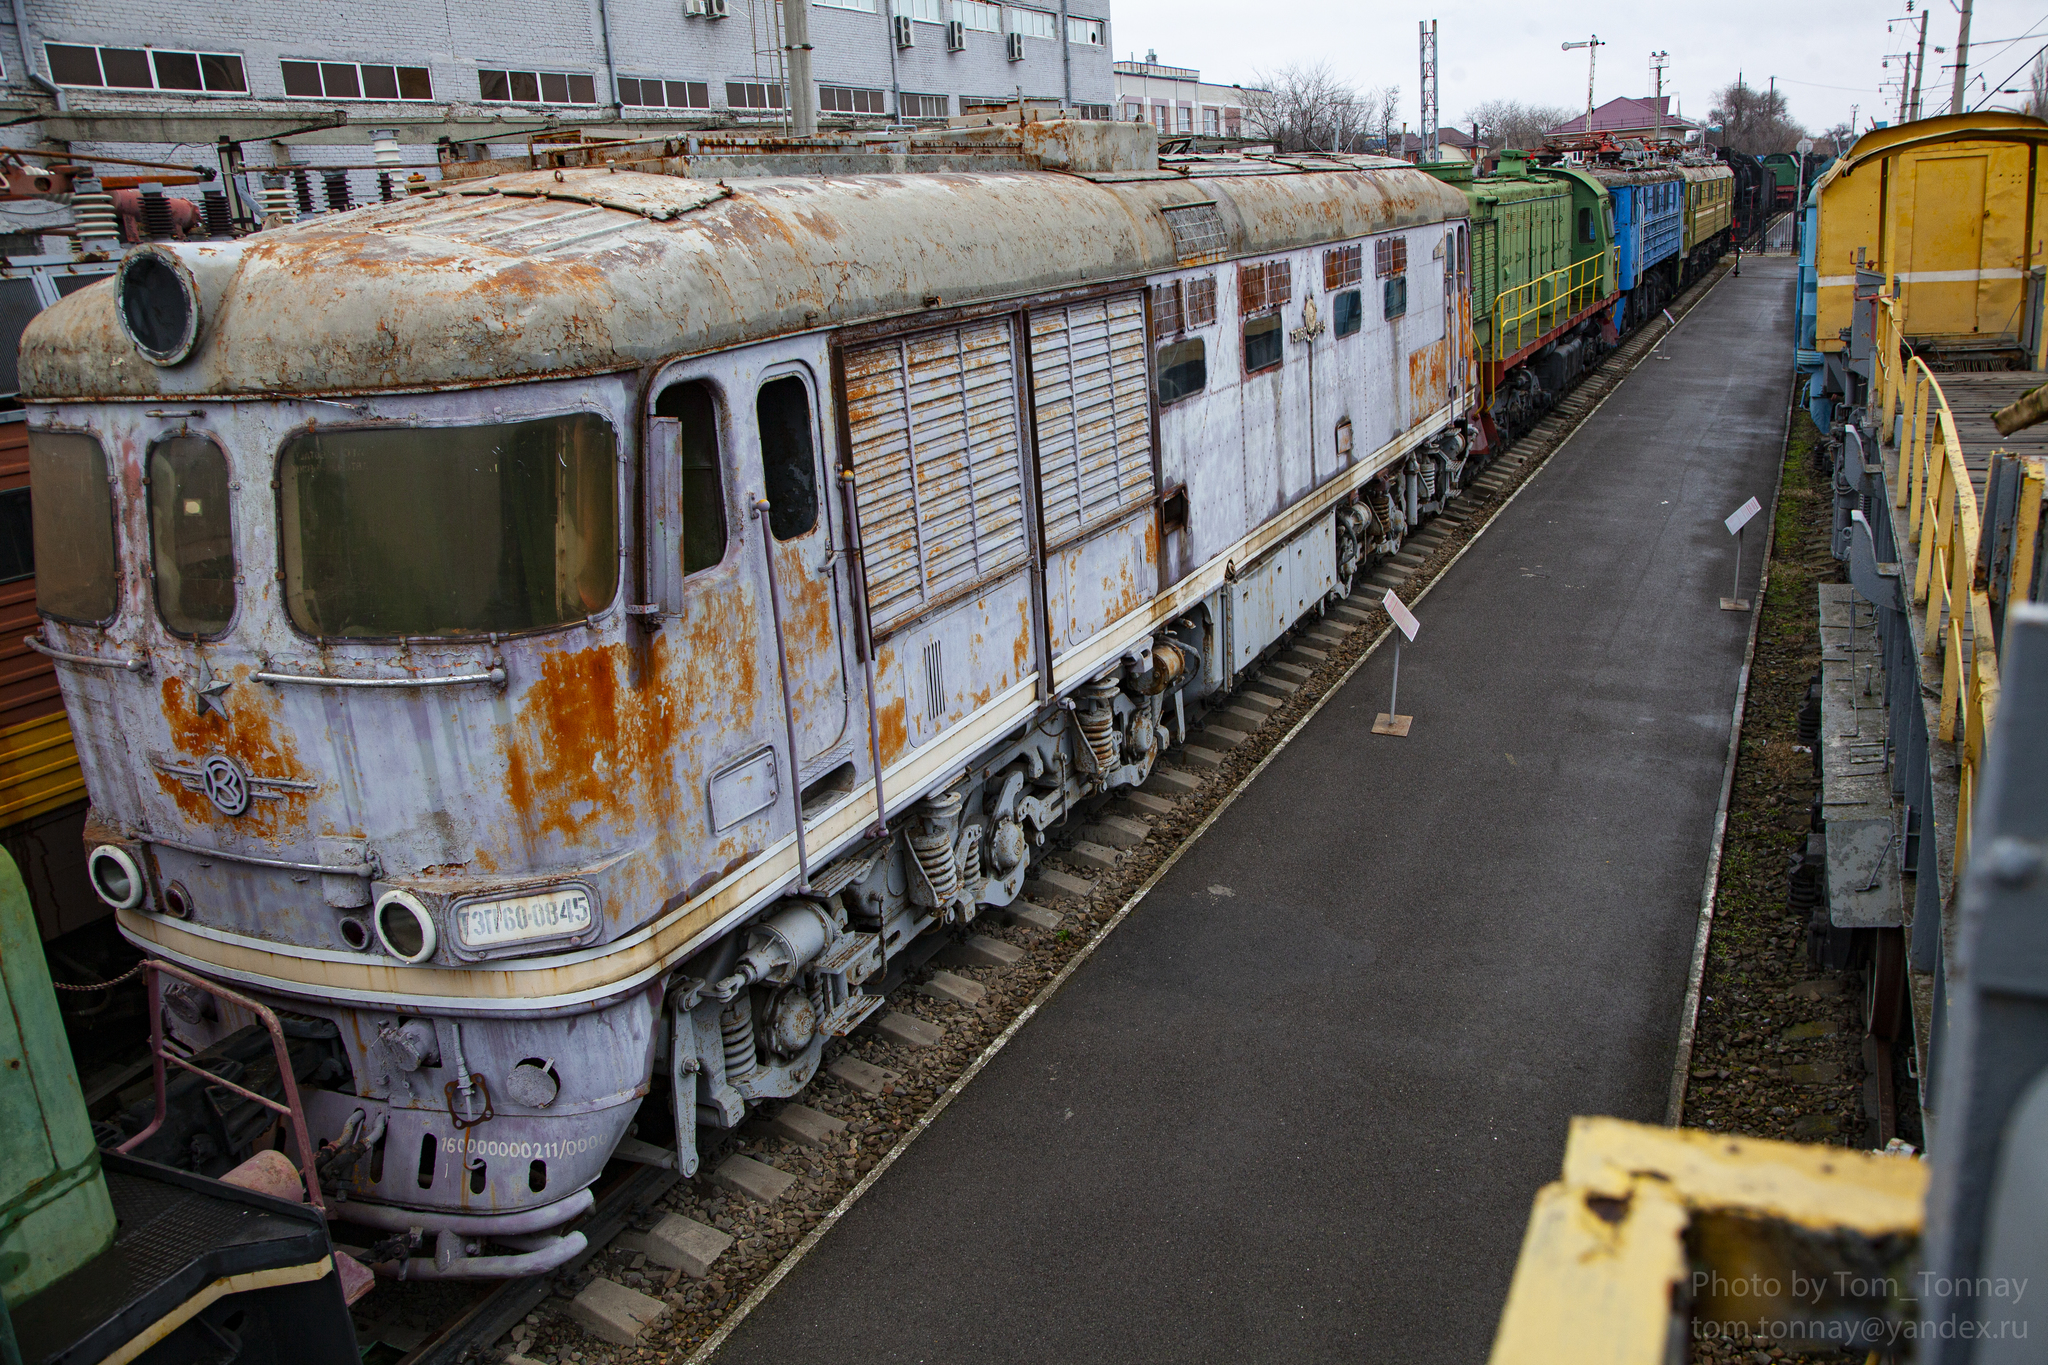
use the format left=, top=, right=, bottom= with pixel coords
left=844, top=320, right=1029, bottom=637
left=1162, top=203, right=1227, bottom=263
left=1029, top=292, right=1154, bottom=551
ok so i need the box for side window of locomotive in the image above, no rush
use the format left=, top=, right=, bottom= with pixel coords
left=27, top=430, right=117, bottom=624
left=657, top=381, right=729, bottom=575
left=755, top=376, right=818, bottom=541
left=149, top=436, right=237, bottom=637
left=1324, top=243, right=1363, bottom=339
left=1152, top=275, right=1214, bottom=405
left=277, top=413, right=619, bottom=638
left=1577, top=207, right=1594, bottom=244
left=1374, top=234, right=1407, bottom=321
left=1239, top=259, right=1290, bottom=375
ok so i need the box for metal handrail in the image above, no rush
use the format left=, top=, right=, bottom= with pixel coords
left=254, top=665, right=505, bottom=688
left=23, top=633, right=148, bottom=673
left=1875, top=294, right=2002, bottom=873
left=1489, top=254, right=1606, bottom=361
left=116, top=960, right=326, bottom=1212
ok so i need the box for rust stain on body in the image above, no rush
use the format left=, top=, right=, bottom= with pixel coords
left=157, top=670, right=312, bottom=835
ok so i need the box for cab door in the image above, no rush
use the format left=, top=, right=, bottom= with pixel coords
left=750, top=367, right=850, bottom=776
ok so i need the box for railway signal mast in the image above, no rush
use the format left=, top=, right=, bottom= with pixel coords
left=1563, top=35, right=1605, bottom=139
left=1419, top=20, right=1439, bottom=165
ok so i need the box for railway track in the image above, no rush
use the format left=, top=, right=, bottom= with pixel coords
left=365, top=254, right=1742, bottom=1365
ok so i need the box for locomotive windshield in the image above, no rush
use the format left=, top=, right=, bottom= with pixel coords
left=278, top=413, right=618, bottom=638
left=149, top=436, right=237, bottom=636
left=28, top=430, right=117, bottom=623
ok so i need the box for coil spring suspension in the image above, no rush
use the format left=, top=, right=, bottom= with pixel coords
left=907, top=789, right=964, bottom=906
left=1417, top=459, right=1437, bottom=500
left=721, top=993, right=757, bottom=1079
left=1077, top=678, right=1121, bottom=774
left=1366, top=482, right=1394, bottom=535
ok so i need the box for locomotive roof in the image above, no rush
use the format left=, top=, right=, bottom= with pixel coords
left=1578, top=165, right=1686, bottom=186
left=23, top=151, right=1468, bottom=401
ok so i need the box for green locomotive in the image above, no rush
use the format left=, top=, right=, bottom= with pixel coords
left=1427, top=147, right=1734, bottom=444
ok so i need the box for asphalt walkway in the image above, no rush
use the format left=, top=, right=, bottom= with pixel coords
left=715, top=255, right=1796, bottom=1363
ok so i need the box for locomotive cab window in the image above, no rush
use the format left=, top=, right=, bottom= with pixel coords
left=28, top=430, right=118, bottom=624
left=1156, top=338, right=1206, bottom=404
left=149, top=436, right=237, bottom=637
left=1578, top=207, right=1594, bottom=244
left=657, top=381, right=729, bottom=575
left=755, top=376, right=818, bottom=541
left=1333, top=290, right=1362, bottom=337
left=278, top=413, right=619, bottom=638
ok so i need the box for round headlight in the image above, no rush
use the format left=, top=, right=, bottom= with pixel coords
left=374, top=891, right=438, bottom=964
left=115, top=247, right=200, bottom=366
left=88, top=845, right=144, bottom=911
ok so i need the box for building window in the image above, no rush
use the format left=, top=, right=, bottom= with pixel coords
left=619, top=77, right=710, bottom=108
left=1151, top=103, right=1170, bottom=133
left=1373, top=235, right=1408, bottom=277
left=1007, top=7, right=1056, bottom=38
left=902, top=92, right=948, bottom=118
left=283, top=60, right=432, bottom=100
left=956, top=0, right=1001, bottom=31
left=820, top=84, right=885, bottom=114
left=1224, top=107, right=1241, bottom=136
left=1323, top=243, right=1362, bottom=291
left=479, top=69, right=597, bottom=104
left=48, top=43, right=245, bottom=92
left=1074, top=103, right=1112, bottom=120
left=1201, top=107, right=1219, bottom=135
left=1122, top=99, right=1141, bottom=121
left=727, top=80, right=785, bottom=110
left=893, top=0, right=944, bottom=21
left=1174, top=105, right=1192, bottom=134
left=1067, top=16, right=1103, bottom=44
left=814, top=0, right=877, bottom=9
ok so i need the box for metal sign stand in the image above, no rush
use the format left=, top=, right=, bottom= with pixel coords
left=1721, top=496, right=1761, bottom=611
left=1372, top=588, right=1420, bottom=737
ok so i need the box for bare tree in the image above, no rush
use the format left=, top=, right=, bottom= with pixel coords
left=1242, top=65, right=1405, bottom=154
left=2028, top=54, right=2048, bottom=120
left=1821, top=121, right=1855, bottom=157
left=1463, top=98, right=1576, bottom=151
left=1243, top=64, right=1363, bottom=153
left=1706, top=79, right=1807, bottom=155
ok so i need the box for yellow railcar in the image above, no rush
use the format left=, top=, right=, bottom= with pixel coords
left=1679, top=163, right=1733, bottom=259
left=1807, top=112, right=2048, bottom=361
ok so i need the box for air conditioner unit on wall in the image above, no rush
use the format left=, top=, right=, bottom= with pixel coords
left=894, top=14, right=915, bottom=47
left=703, top=0, right=728, bottom=15
left=946, top=20, right=965, bottom=50
left=683, top=0, right=705, bottom=12
left=1006, top=32, right=1024, bottom=61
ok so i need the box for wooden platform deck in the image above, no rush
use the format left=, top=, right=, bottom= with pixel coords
left=1934, top=370, right=2048, bottom=504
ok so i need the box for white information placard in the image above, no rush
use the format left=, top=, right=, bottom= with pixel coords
left=1725, top=497, right=1762, bottom=535
left=1383, top=588, right=1420, bottom=642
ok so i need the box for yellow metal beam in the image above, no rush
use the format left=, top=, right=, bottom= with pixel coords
left=1489, top=1118, right=1926, bottom=1364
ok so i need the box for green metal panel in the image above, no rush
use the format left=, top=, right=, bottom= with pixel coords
left=0, top=848, right=114, bottom=1306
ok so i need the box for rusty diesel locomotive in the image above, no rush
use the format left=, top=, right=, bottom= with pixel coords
left=19, top=123, right=1476, bottom=1275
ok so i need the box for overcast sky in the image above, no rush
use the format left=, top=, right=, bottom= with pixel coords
left=1106, top=0, right=2048, bottom=137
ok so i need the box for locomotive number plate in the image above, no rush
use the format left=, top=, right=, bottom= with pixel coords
left=454, top=887, right=595, bottom=949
